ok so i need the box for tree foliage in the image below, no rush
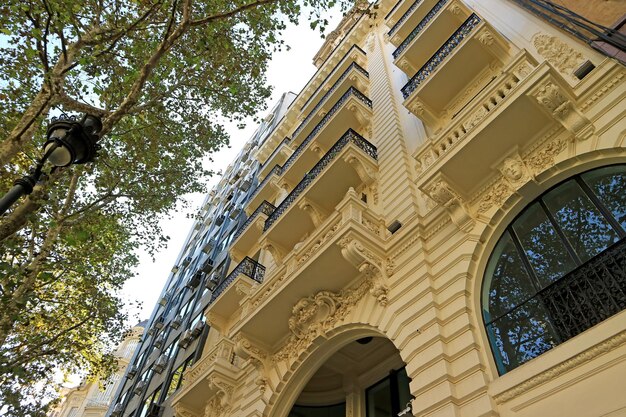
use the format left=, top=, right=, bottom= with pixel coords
left=0, top=0, right=356, bottom=414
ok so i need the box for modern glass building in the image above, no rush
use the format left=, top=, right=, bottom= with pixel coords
left=108, top=93, right=296, bottom=417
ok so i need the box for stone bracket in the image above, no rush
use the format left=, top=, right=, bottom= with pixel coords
left=532, top=79, right=594, bottom=141
left=298, top=197, right=329, bottom=227
left=422, top=176, right=474, bottom=232
left=343, top=152, right=378, bottom=186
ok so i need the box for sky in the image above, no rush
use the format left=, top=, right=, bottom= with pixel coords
left=120, top=13, right=344, bottom=324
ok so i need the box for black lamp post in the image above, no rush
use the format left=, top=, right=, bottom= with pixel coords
left=0, top=113, right=103, bottom=215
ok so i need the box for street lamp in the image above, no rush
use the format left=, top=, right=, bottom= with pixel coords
left=0, top=113, right=103, bottom=215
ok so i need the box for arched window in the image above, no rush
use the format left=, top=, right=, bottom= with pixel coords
left=482, top=165, right=626, bottom=375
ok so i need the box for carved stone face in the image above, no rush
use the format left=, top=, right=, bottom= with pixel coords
left=501, top=158, right=524, bottom=181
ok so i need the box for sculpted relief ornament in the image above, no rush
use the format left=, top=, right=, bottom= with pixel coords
left=424, top=179, right=474, bottom=232
left=532, top=34, right=586, bottom=80
left=273, top=237, right=387, bottom=363
left=533, top=81, right=595, bottom=141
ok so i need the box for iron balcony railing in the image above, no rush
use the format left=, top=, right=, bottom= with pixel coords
left=293, top=62, right=370, bottom=139
left=248, top=87, right=372, bottom=202
left=301, top=44, right=368, bottom=111
left=283, top=86, right=372, bottom=175
left=263, top=129, right=377, bottom=232
left=393, top=0, right=450, bottom=59
left=401, top=13, right=481, bottom=99
left=539, top=237, right=626, bottom=341
left=211, top=257, right=266, bottom=300
left=232, top=200, right=275, bottom=242
left=513, top=0, right=626, bottom=59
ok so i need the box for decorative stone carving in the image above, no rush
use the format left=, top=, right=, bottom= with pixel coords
left=450, top=3, right=463, bottom=14
left=204, top=376, right=234, bottom=417
left=498, top=154, right=532, bottom=188
left=273, top=278, right=373, bottom=363
left=298, top=221, right=341, bottom=265
left=262, top=240, right=286, bottom=265
left=525, top=136, right=569, bottom=175
left=424, top=179, right=474, bottom=232
left=462, top=106, right=489, bottom=131
left=532, top=34, right=586, bottom=80
left=478, top=30, right=494, bottom=46
left=534, top=81, right=594, bottom=140
left=339, top=238, right=388, bottom=306
left=234, top=335, right=269, bottom=392
left=477, top=179, right=513, bottom=213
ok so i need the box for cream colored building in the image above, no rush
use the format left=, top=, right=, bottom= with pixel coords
left=52, top=322, right=146, bottom=417
left=170, top=0, right=626, bottom=416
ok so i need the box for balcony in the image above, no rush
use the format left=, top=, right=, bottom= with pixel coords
left=385, top=0, right=419, bottom=28
left=413, top=50, right=599, bottom=198
left=207, top=257, right=266, bottom=323
left=301, top=44, right=368, bottom=116
left=388, top=0, right=449, bottom=47
left=258, top=137, right=291, bottom=179
left=230, top=190, right=387, bottom=348
left=293, top=62, right=370, bottom=142
left=246, top=88, right=373, bottom=216
left=400, top=13, right=511, bottom=132
left=262, top=129, right=377, bottom=252
left=246, top=165, right=281, bottom=216
left=229, top=201, right=275, bottom=263
left=392, top=0, right=472, bottom=72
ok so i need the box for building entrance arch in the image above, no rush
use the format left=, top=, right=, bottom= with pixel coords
left=267, top=325, right=410, bottom=417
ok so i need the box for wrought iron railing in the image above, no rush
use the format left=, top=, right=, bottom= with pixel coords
left=263, top=129, right=377, bottom=231
left=249, top=88, right=372, bottom=204
left=301, top=44, right=368, bottom=111
left=293, top=63, right=370, bottom=139
left=539, top=238, right=626, bottom=341
left=401, top=14, right=481, bottom=98
left=513, top=0, right=626, bottom=58
left=232, top=200, right=275, bottom=242
left=211, top=257, right=266, bottom=300
left=261, top=137, right=290, bottom=169
left=393, top=0, right=450, bottom=59
left=283, top=87, right=372, bottom=175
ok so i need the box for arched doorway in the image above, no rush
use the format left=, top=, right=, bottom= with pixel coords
left=285, top=337, right=411, bottom=417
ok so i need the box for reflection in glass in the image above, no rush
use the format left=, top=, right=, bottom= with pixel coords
left=487, top=298, right=558, bottom=373
left=512, top=203, right=577, bottom=287
left=483, top=232, right=537, bottom=321
left=582, top=166, right=626, bottom=230
left=543, top=180, right=618, bottom=262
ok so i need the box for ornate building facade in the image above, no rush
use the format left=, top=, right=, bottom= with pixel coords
left=114, top=0, right=626, bottom=416
left=51, top=322, right=146, bottom=417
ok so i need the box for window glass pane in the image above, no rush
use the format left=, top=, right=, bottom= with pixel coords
left=166, top=365, right=183, bottom=397
left=486, top=298, right=559, bottom=374
left=483, top=232, right=537, bottom=322
left=543, top=180, right=619, bottom=262
left=396, top=368, right=412, bottom=412
left=366, top=378, right=392, bottom=417
left=512, top=202, right=577, bottom=287
left=582, top=165, right=626, bottom=231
